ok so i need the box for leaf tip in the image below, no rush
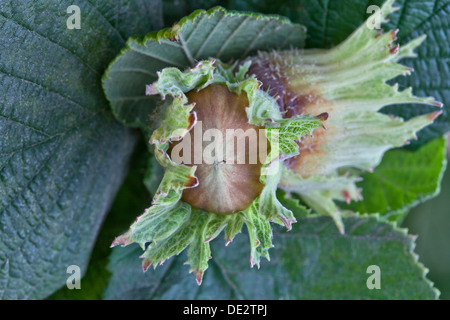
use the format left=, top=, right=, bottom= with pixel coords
left=194, top=270, right=204, bottom=286
left=145, top=84, right=158, bottom=96
left=142, top=259, right=153, bottom=272
left=279, top=216, right=296, bottom=230
left=110, top=233, right=132, bottom=248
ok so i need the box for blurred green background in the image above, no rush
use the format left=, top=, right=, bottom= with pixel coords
left=403, top=135, right=450, bottom=299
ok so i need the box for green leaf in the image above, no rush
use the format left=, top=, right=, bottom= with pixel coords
left=339, top=137, right=448, bottom=221
left=226, top=0, right=449, bottom=147
left=0, top=0, right=162, bottom=299
left=382, top=0, right=450, bottom=147
left=233, top=0, right=387, bottom=49
left=144, top=151, right=165, bottom=195
left=403, top=156, right=450, bottom=299
left=259, top=164, right=297, bottom=229
left=146, top=59, right=215, bottom=99
left=113, top=192, right=191, bottom=250
left=241, top=200, right=273, bottom=268
left=265, top=115, right=325, bottom=161
left=102, top=7, right=307, bottom=128
left=104, top=215, right=438, bottom=299
left=48, top=141, right=154, bottom=300
left=277, top=190, right=310, bottom=219
left=162, top=0, right=224, bottom=26
left=96, top=0, right=163, bottom=39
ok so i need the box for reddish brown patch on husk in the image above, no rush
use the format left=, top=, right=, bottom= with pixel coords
left=390, top=29, right=399, bottom=40
left=247, top=57, right=331, bottom=118
left=247, top=59, right=290, bottom=114
left=316, top=112, right=329, bottom=122
left=389, top=44, right=400, bottom=55
left=248, top=56, right=335, bottom=177
left=284, top=126, right=329, bottom=176
left=341, top=190, right=352, bottom=204
left=427, top=110, right=443, bottom=121
left=142, top=260, right=152, bottom=272
left=283, top=89, right=326, bottom=118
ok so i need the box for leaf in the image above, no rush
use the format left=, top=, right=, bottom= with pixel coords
left=162, top=0, right=225, bottom=26
left=51, top=141, right=158, bottom=299
left=102, top=7, right=307, bottom=128
left=0, top=0, right=162, bottom=299
left=242, top=201, right=273, bottom=267
left=382, top=0, right=450, bottom=147
left=265, top=115, right=325, bottom=160
left=339, top=137, right=447, bottom=221
left=259, top=164, right=297, bottom=229
left=96, top=0, right=163, bottom=39
left=277, top=189, right=310, bottom=219
left=49, top=141, right=155, bottom=299
left=103, top=215, right=438, bottom=299
left=144, top=151, right=165, bottom=195
left=226, top=0, right=449, bottom=147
